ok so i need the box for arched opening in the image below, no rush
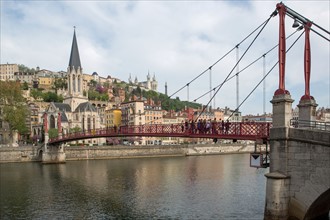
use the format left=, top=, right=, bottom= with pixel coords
left=304, top=188, right=330, bottom=220
left=82, top=116, right=85, bottom=131
left=78, top=75, right=81, bottom=93
left=87, top=117, right=91, bottom=131
left=50, top=115, right=56, bottom=129
left=73, top=74, right=76, bottom=92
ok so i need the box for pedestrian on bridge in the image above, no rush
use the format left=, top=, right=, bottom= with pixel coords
left=185, top=120, right=189, bottom=133
left=212, top=118, right=217, bottom=134
left=191, top=120, right=196, bottom=134
left=197, top=119, right=202, bottom=134
left=221, top=120, right=225, bottom=134
left=225, top=120, right=230, bottom=134
left=206, top=119, right=211, bottom=134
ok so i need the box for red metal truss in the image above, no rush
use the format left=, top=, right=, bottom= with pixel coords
left=48, top=122, right=272, bottom=145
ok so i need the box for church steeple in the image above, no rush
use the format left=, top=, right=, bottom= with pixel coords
left=68, top=27, right=81, bottom=71
left=64, top=27, right=87, bottom=110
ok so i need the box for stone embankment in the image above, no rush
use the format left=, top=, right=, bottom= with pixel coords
left=0, top=143, right=263, bottom=163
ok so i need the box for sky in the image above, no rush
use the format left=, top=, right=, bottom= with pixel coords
left=1, top=0, right=329, bottom=115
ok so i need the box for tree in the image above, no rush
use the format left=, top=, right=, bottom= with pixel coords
left=69, top=126, right=81, bottom=134
left=52, top=77, right=67, bottom=94
left=88, top=90, right=99, bottom=100
left=103, top=81, right=110, bottom=89
left=43, top=92, right=56, bottom=102
left=89, top=79, right=97, bottom=88
left=22, top=82, right=29, bottom=90
left=48, top=128, right=59, bottom=139
left=30, top=89, right=43, bottom=101
left=0, top=81, right=28, bottom=146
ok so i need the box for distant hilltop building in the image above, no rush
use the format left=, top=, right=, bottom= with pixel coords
left=128, top=71, right=158, bottom=92
left=0, top=63, right=19, bottom=81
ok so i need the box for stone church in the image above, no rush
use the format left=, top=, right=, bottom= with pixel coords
left=128, top=71, right=158, bottom=92
left=44, top=29, right=105, bottom=145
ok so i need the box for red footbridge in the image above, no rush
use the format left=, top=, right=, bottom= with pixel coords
left=48, top=122, right=272, bottom=145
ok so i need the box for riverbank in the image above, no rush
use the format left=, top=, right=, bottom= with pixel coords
left=0, top=143, right=262, bottom=163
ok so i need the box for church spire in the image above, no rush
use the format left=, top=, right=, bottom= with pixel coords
left=68, top=27, right=81, bottom=71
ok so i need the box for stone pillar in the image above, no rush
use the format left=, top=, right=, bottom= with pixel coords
left=264, top=172, right=291, bottom=220
left=297, top=98, right=318, bottom=124
left=270, top=94, right=294, bottom=128
left=42, top=144, right=66, bottom=164
left=264, top=94, right=293, bottom=219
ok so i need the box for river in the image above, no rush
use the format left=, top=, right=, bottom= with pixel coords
left=1, top=154, right=268, bottom=219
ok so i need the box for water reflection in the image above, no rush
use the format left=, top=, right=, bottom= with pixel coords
left=1, top=154, right=268, bottom=219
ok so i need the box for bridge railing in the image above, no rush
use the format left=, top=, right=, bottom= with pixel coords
left=290, top=119, right=330, bottom=131
left=48, top=122, right=272, bottom=144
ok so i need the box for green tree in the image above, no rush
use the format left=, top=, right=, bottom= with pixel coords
left=22, top=82, right=29, bottom=90
left=30, top=89, right=43, bottom=101
left=48, top=128, right=59, bottom=139
left=69, top=126, right=81, bottom=133
left=89, top=80, right=97, bottom=88
left=42, top=91, right=63, bottom=102
left=88, top=90, right=99, bottom=101
left=100, top=93, right=109, bottom=101
left=52, top=77, right=67, bottom=94
left=0, top=81, right=28, bottom=146
left=103, top=81, right=110, bottom=89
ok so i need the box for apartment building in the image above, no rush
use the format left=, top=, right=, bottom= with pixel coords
left=0, top=63, right=19, bottom=81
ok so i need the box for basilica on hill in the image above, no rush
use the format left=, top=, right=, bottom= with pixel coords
left=128, top=71, right=158, bottom=92
left=44, top=29, right=105, bottom=145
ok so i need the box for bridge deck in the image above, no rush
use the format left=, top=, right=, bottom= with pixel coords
left=48, top=122, right=271, bottom=145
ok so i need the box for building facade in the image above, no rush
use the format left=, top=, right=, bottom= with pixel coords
left=0, top=63, right=19, bottom=81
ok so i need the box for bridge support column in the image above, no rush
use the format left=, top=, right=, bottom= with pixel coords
left=264, top=172, right=290, bottom=220
left=297, top=98, right=318, bottom=124
left=264, top=94, right=294, bottom=219
left=42, top=143, right=66, bottom=164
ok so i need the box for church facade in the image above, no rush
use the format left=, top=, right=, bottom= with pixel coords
left=44, top=29, right=105, bottom=146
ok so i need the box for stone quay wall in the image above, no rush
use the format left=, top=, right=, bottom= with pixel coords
left=0, top=143, right=259, bottom=163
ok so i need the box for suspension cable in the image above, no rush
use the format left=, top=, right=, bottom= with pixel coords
left=195, top=11, right=277, bottom=121
left=168, top=16, right=275, bottom=99
left=227, top=30, right=305, bottom=120
left=192, top=28, right=300, bottom=102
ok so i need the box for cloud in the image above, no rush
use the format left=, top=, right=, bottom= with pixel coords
left=1, top=0, right=329, bottom=114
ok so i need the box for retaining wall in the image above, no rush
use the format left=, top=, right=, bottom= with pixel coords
left=0, top=143, right=258, bottom=163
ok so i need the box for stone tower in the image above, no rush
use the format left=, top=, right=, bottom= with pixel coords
left=63, top=28, right=88, bottom=110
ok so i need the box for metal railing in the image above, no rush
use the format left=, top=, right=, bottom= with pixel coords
left=290, top=119, right=330, bottom=131
left=48, top=122, right=272, bottom=144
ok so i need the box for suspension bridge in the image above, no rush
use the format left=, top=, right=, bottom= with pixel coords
left=40, top=3, right=330, bottom=219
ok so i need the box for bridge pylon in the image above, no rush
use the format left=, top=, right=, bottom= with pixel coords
left=40, top=126, right=66, bottom=164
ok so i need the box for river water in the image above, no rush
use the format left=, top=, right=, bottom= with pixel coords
left=1, top=154, right=268, bottom=219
